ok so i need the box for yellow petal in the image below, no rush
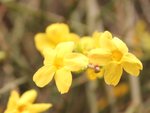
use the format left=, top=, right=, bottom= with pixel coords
left=86, top=68, right=104, bottom=80
left=97, top=68, right=104, bottom=78
left=33, top=66, right=56, bottom=87
left=104, top=62, right=123, bottom=86
left=5, top=90, right=19, bottom=111
left=55, top=68, right=72, bottom=94
left=64, top=53, right=89, bottom=72
left=65, top=33, right=80, bottom=43
left=88, top=48, right=112, bottom=65
left=55, top=42, right=74, bottom=58
left=18, top=90, right=37, bottom=105
left=46, top=23, right=69, bottom=35
left=102, top=31, right=112, bottom=39
left=43, top=48, right=56, bottom=65
left=21, top=111, right=29, bottom=113
left=100, top=31, right=116, bottom=50
left=86, top=68, right=97, bottom=80
left=92, top=31, right=102, bottom=47
left=34, top=33, right=55, bottom=53
left=112, top=37, right=128, bottom=54
left=46, top=23, right=69, bottom=44
left=121, top=53, right=143, bottom=76
left=4, top=109, right=18, bottom=113
left=28, top=103, right=52, bottom=113
left=78, top=37, right=95, bottom=54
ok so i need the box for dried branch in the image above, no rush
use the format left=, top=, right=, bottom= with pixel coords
left=0, top=76, right=27, bottom=95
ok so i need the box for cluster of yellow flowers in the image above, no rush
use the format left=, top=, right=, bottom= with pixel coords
left=4, top=23, right=143, bottom=113
left=33, top=23, right=143, bottom=93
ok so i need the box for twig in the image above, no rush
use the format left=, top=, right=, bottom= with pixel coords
left=72, top=74, right=88, bottom=88
left=124, top=78, right=142, bottom=113
left=86, top=81, right=99, bottom=113
left=105, top=85, right=118, bottom=113
left=0, top=76, right=27, bottom=95
left=139, top=0, right=150, bottom=24
left=86, top=0, right=103, bottom=34
left=123, top=0, right=143, bottom=112
left=85, top=0, right=101, bottom=113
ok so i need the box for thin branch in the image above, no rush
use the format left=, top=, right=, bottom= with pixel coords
left=124, top=0, right=143, bottom=112
left=85, top=0, right=101, bottom=113
left=105, top=85, right=118, bottom=113
left=0, top=76, right=27, bottom=95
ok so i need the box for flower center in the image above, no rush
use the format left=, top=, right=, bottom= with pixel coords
left=112, top=50, right=123, bottom=61
left=18, top=105, right=26, bottom=112
left=54, top=58, right=63, bottom=69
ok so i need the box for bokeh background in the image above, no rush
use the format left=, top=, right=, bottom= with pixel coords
left=0, top=0, right=150, bottom=113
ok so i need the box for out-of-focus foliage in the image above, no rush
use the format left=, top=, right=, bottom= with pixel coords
left=133, top=20, right=150, bottom=59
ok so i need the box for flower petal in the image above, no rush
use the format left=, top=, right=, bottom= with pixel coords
left=46, top=23, right=69, bottom=44
left=55, top=42, right=74, bottom=58
left=19, top=90, right=37, bottom=105
left=43, top=48, right=56, bottom=65
left=121, top=53, right=143, bottom=76
left=86, top=68, right=104, bottom=80
left=92, top=31, right=102, bottom=47
left=112, top=37, right=128, bottom=53
left=5, top=91, right=19, bottom=111
left=64, top=53, right=89, bottom=72
left=27, top=103, right=52, bottom=113
left=33, top=66, right=55, bottom=87
left=88, top=48, right=112, bottom=65
left=102, top=31, right=113, bottom=39
left=34, top=33, right=55, bottom=53
left=100, top=31, right=116, bottom=50
left=46, top=23, right=69, bottom=35
left=78, top=36, right=95, bottom=54
left=21, top=111, right=29, bottom=113
left=55, top=68, right=72, bottom=94
left=65, top=33, right=80, bottom=43
left=104, top=62, right=123, bottom=86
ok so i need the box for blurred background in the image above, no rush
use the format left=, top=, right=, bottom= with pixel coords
left=0, top=0, right=150, bottom=113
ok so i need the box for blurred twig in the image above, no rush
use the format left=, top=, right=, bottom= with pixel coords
left=69, top=0, right=87, bottom=35
left=123, top=0, right=143, bottom=112
left=86, top=0, right=103, bottom=34
left=125, top=77, right=142, bottom=113
left=105, top=85, right=118, bottom=113
left=85, top=0, right=101, bottom=113
left=0, top=76, right=27, bottom=95
left=72, top=74, right=88, bottom=88
left=139, top=0, right=150, bottom=24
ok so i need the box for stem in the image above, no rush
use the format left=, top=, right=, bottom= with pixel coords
left=123, top=0, right=143, bottom=112
left=105, top=85, right=118, bottom=113
left=85, top=0, right=100, bottom=113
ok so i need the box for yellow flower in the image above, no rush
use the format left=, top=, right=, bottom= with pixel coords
left=75, top=32, right=103, bottom=79
left=33, top=42, right=89, bottom=94
left=86, top=67, right=104, bottom=80
left=4, top=89, right=52, bottom=113
left=76, top=36, right=95, bottom=54
left=88, top=31, right=143, bottom=86
left=34, top=23, right=79, bottom=54
left=76, top=32, right=102, bottom=54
